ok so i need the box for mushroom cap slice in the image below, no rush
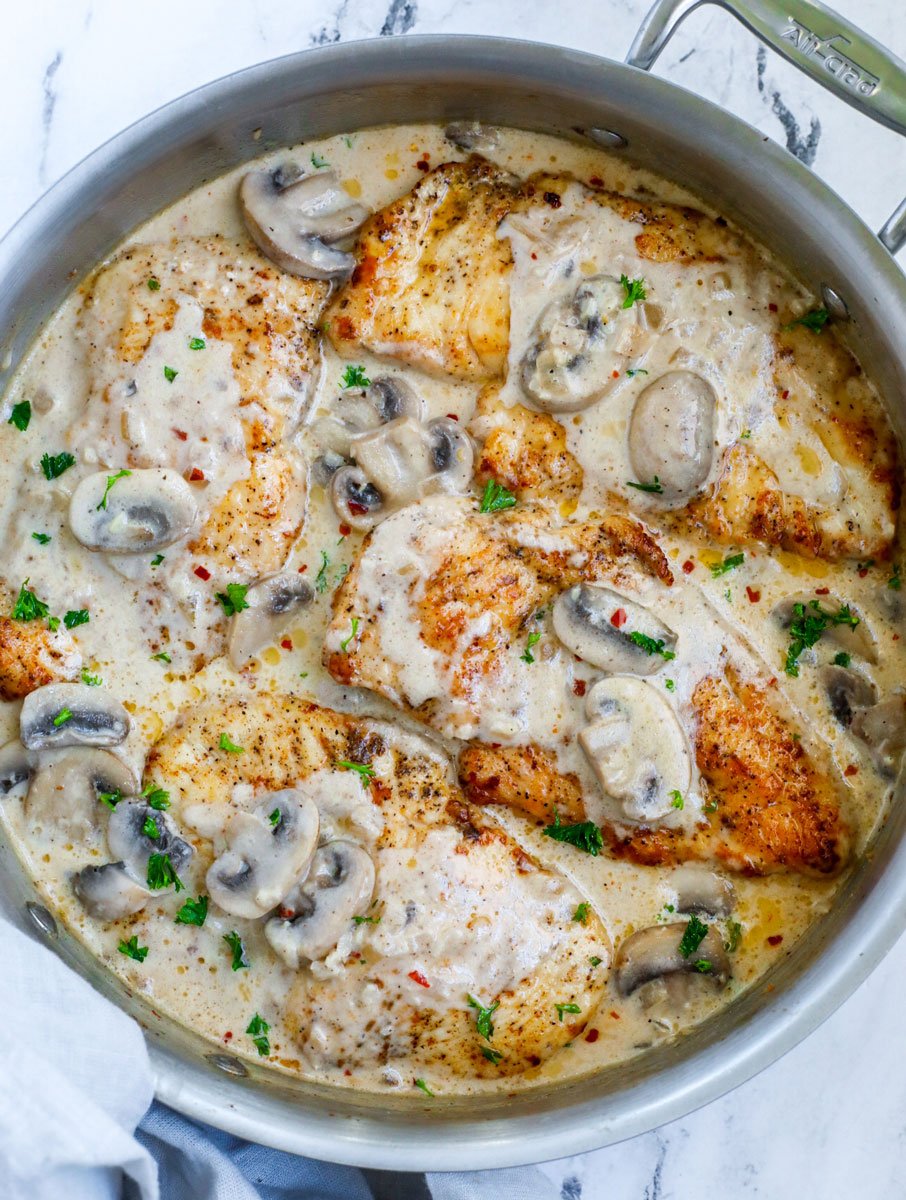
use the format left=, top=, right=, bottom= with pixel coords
left=851, top=694, right=906, bottom=777
left=445, top=121, right=500, bottom=151
left=773, top=593, right=877, bottom=664
left=426, top=417, right=475, bottom=494
left=521, top=276, right=648, bottom=413
left=351, top=417, right=438, bottom=508
left=553, top=584, right=677, bottom=675
left=0, top=739, right=32, bottom=797
left=72, top=861, right=151, bottom=921
left=330, top=465, right=385, bottom=531
left=581, top=677, right=691, bottom=822
left=315, top=377, right=426, bottom=459
left=26, top=748, right=137, bottom=840
left=227, top=573, right=315, bottom=669
left=20, top=683, right=130, bottom=751
left=107, top=799, right=194, bottom=886
left=240, top=166, right=369, bottom=281
left=627, top=371, right=717, bottom=505
left=265, top=839, right=375, bottom=968
left=671, top=863, right=736, bottom=918
left=820, top=664, right=878, bottom=728
left=206, top=790, right=319, bottom=919
left=69, top=468, right=198, bottom=554
left=615, top=922, right=730, bottom=997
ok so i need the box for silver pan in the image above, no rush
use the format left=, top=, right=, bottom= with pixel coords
left=2, top=0, right=906, bottom=1171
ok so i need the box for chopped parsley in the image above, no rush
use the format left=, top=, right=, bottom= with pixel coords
left=63, top=609, right=90, bottom=629
left=589, top=956, right=603, bottom=967
left=224, top=931, right=249, bottom=971
left=710, top=552, right=744, bottom=577
left=47, top=616, right=60, bottom=631
left=215, top=583, right=249, bottom=616
left=479, top=479, right=517, bottom=513
left=628, top=631, right=675, bottom=661
left=310, top=152, right=330, bottom=169
left=219, top=732, right=244, bottom=754
left=889, top=564, right=902, bottom=591
left=555, top=1002, right=581, bottom=1021
left=98, top=789, right=122, bottom=810
left=352, top=913, right=381, bottom=925
left=740, top=428, right=752, bottom=439
left=626, top=368, right=649, bottom=377
left=151, top=651, right=171, bottom=663
left=620, top=274, right=647, bottom=308
left=141, top=814, right=160, bottom=840
left=340, top=616, right=360, bottom=652
left=704, top=798, right=719, bottom=814
left=81, top=669, right=102, bottom=686
left=118, top=935, right=148, bottom=963
left=163, top=366, right=178, bottom=383
left=664, top=678, right=676, bottom=692
left=520, top=630, right=542, bottom=664
left=11, top=580, right=49, bottom=622
left=784, top=600, right=859, bottom=677
left=670, top=789, right=684, bottom=810
left=785, top=307, right=829, bottom=333
left=148, top=277, right=161, bottom=291
left=52, top=708, right=73, bottom=727
left=8, top=401, right=31, bottom=431
left=246, top=1012, right=270, bottom=1055
left=31, top=532, right=51, bottom=544
left=188, top=337, right=206, bottom=351
left=141, top=782, right=171, bottom=810
left=340, top=364, right=370, bottom=389
left=725, top=920, right=743, bottom=953
left=481, top=1046, right=504, bottom=1065
left=151, top=554, right=165, bottom=567
left=175, top=895, right=209, bottom=927
left=693, top=959, right=713, bottom=973
left=40, top=451, right=75, bottom=480
left=466, top=995, right=500, bottom=1041
left=147, top=852, right=184, bottom=892
left=833, top=651, right=852, bottom=668
left=414, top=1078, right=434, bottom=1097
left=335, top=759, right=376, bottom=788
left=626, top=477, right=663, bottom=494
left=543, top=812, right=603, bottom=856
left=268, top=807, right=282, bottom=829
left=96, top=469, right=131, bottom=511
left=678, top=914, right=709, bottom=958
left=573, top=902, right=590, bottom=924
left=315, top=550, right=332, bottom=594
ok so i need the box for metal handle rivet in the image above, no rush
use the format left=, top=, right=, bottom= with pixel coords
left=25, top=902, right=58, bottom=938
left=207, top=1053, right=249, bottom=1077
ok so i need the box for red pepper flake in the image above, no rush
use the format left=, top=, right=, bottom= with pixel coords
left=348, top=500, right=369, bottom=516
left=278, top=907, right=295, bottom=919
left=611, top=369, right=620, bottom=379
left=193, top=565, right=211, bottom=581
left=281, top=638, right=293, bottom=651
left=610, top=608, right=627, bottom=628
left=894, top=634, right=901, bottom=641
left=745, top=586, right=761, bottom=604
left=767, top=934, right=784, bottom=946
left=223, top=1031, right=233, bottom=1041
left=584, top=1028, right=599, bottom=1043
left=416, top=159, right=430, bottom=172
left=572, top=678, right=587, bottom=697
left=530, top=251, right=538, bottom=260
left=844, top=764, right=859, bottom=777
left=446, top=412, right=459, bottom=421
left=338, top=522, right=352, bottom=537
left=188, top=467, right=205, bottom=482
left=781, top=389, right=789, bottom=400
left=408, top=970, right=430, bottom=988
left=814, top=586, right=830, bottom=595
left=682, top=559, right=695, bottom=574
left=609, top=1010, right=621, bottom=1020
left=768, top=302, right=778, bottom=313
left=858, top=567, right=870, bottom=578
left=298, top=564, right=308, bottom=573
left=589, top=176, right=604, bottom=188
left=172, top=428, right=188, bottom=441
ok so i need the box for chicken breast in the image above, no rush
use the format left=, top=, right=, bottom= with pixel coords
left=324, top=495, right=672, bottom=740
left=0, top=589, right=80, bottom=701
left=144, top=694, right=609, bottom=1079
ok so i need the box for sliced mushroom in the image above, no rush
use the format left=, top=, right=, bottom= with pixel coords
left=72, top=862, right=151, bottom=921
left=69, top=468, right=198, bottom=554
left=615, top=922, right=730, bottom=996
left=773, top=594, right=877, bottom=664
left=228, top=573, right=315, bottom=669
left=265, top=839, right=375, bottom=967
left=581, top=677, right=691, bottom=822
left=820, top=664, right=878, bottom=728
left=107, top=799, right=195, bottom=885
left=206, top=790, right=319, bottom=919
left=671, top=863, right=735, bottom=918
left=240, top=166, right=369, bottom=281
left=851, top=695, right=906, bottom=777
left=628, top=371, right=717, bottom=504
left=21, top=683, right=130, bottom=751
left=553, top=585, right=677, bottom=675
left=521, top=276, right=648, bottom=413
left=0, top=740, right=31, bottom=796
left=426, top=417, right=475, bottom=494
left=445, top=121, right=500, bottom=152
left=26, top=748, right=137, bottom=840
left=330, top=465, right=385, bottom=531
left=315, top=377, right=425, bottom=459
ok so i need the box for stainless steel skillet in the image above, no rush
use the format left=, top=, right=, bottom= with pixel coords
left=1, top=0, right=906, bottom=1170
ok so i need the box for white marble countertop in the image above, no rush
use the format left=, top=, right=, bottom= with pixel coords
left=4, top=2, right=906, bottom=1197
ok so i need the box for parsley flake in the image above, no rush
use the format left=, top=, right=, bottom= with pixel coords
left=215, top=583, right=249, bottom=617
left=626, top=368, right=649, bottom=377
left=11, top=579, right=49, bottom=622
left=310, top=152, right=330, bottom=169
left=151, top=554, right=165, bottom=567
left=98, top=789, right=122, bottom=810
left=335, top=759, right=375, bottom=788
left=589, top=956, right=603, bottom=967
left=479, top=479, right=517, bottom=513
left=118, top=935, right=148, bottom=963
left=141, top=782, right=171, bottom=810
left=315, top=550, right=332, bottom=594
left=219, top=733, right=244, bottom=754
left=147, top=852, right=183, bottom=892
left=620, top=274, right=647, bottom=308
left=188, top=336, right=206, bottom=350
left=340, top=616, right=360, bottom=652
left=710, top=552, right=745, bottom=577
left=352, top=913, right=381, bottom=925
left=246, top=1012, right=270, bottom=1055
left=725, top=919, right=743, bottom=953
left=31, top=532, right=51, bottom=544
left=833, top=651, right=852, bottom=668
left=555, top=1002, right=581, bottom=1021
left=8, top=401, right=31, bottom=431
left=96, top=468, right=131, bottom=511
left=889, top=564, right=902, bottom=591
left=151, top=651, right=171, bottom=663
left=175, top=895, right=209, bottom=927
left=148, top=277, right=161, bottom=291
left=414, top=1078, right=434, bottom=1097
left=52, top=708, right=73, bottom=727
left=268, top=808, right=282, bottom=829
left=142, top=814, right=160, bottom=840
left=784, top=600, right=859, bottom=677
left=520, top=630, right=541, bottom=664
left=573, top=902, right=590, bottom=924
left=41, top=451, right=75, bottom=480
left=628, top=631, right=675, bottom=660
left=224, top=931, right=249, bottom=971
left=163, top=366, right=178, bottom=383
left=670, top=789, right=684, bottom=810
left=678, top=914, right=709, bottom=958
left=63, top=609, right=90, bottom=630
left=543, top=812, right=603, bottom=856
left=785, top=307, right=829, bottom=333
left=466, top=995, right=500, bottom=1041
left=693, top=958, right=713, bottom=973
left=481, top=1046, right=504, bottom=1065
left=665, top=678, right=676, bottom=692
left=81, top=669, right=102, bottom=686
left=626, top=477, right=663, bottom=494
left=340, top=364, right=370, bottom=389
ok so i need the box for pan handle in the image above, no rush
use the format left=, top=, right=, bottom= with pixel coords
left=626, top=0, right=906, bottom=253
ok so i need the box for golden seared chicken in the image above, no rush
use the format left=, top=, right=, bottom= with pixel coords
left=0, top=587, right=80, bottom=700
left=77, top=236, right=327, bottom=578
left=324, top=494, right=672, bottom=740
left=144, top=694, right=608, bottom=1078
